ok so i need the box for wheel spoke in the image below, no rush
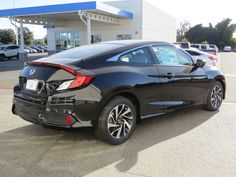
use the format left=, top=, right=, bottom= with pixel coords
left=123, top=119, right=132, bottom=130
left=107, top=104, right=134, bottom=139
left=116, top=127, right=122, bottom=138
left=108, top=122, right=119, bottom=129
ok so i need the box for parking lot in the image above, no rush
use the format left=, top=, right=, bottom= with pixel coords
left=0, top=53, right=236, bottom=177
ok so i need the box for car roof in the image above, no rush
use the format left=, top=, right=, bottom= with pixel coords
left=185, top=48, right=214, bottom=56
left=101, top=40, right=173, bottom=46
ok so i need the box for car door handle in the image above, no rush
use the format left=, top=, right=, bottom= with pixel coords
left=164, top=73, right=175, bottom=79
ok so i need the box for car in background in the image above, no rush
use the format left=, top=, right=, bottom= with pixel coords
left=209, top=44, right=219, bottom=52
left=24, top=47, right=30, bottom=54
left=223, top=46, right=232, bottom=52
left=191, top=44, right=218, bottom=56
left=38, top=46, right=48, bottom=52
left=30, top=46, right=44, bottom=53
left=174, top=42, right=191, bottom=49
left=184, top=48, right=217, bottom=66
left=25, top=46, right=37, bottom=53
left=0, top=45, right=20, bottom=60
left=12, top=40, right=226, bottom=144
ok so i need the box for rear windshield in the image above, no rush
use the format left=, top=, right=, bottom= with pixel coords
left=48, top=43, right=123, bottom=60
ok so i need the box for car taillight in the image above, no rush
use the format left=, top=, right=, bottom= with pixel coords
left=208, top=56, right=215, bottom=60
left=213, top=51, right=217, bottom=56
left=68, top=73, right=94, bottom=89
left=26, top=62, right=94, bottom=91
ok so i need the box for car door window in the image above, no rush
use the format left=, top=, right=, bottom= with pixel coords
left=152, top=46, right=193, bottom=66
left=108, top=47, right=152, bottom=64
left=186, top=50, right=201, bottom=56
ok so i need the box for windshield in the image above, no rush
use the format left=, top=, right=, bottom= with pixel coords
left=0, top=46, right=7, bottom=50
left=48, top=43, right=123, bottom=60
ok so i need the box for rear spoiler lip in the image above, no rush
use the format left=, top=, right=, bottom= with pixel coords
left=25, top=61, right=80, bottom=75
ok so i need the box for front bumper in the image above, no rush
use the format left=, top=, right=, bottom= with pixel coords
left=12, top=97, right=92, bottom=128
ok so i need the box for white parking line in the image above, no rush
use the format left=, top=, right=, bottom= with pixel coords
left=225, top=74, right=236, bottom=77
left=223, top=102, right=236, bottom=105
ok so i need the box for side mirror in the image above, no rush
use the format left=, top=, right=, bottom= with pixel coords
left=195, top=59, right=206, bottom=68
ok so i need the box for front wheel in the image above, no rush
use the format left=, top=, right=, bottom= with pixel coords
left=204, top=81, right=224, bottom=111
left=95, top=96, right=137, bottom=145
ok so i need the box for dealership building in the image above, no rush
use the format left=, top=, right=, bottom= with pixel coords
left=0, top=0, right=177, bottom=56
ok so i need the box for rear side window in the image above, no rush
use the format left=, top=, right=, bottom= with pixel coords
left=186, top=50, right=201, bottom=56
left=48, top=43, right=123, bottom=60
left=108, top=47, right=152, bottom=64
left=191, top=45, right=199, bottom=49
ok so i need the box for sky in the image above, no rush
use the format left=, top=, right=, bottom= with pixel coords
left=0, top=0, right=235, bottom=39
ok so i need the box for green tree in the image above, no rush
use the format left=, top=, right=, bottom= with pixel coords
left=215, top=18, right=236, bottom=48
left=18, top=27, right=34, bottom=46
left=184, top=18, right=236, bottom=49
left=0, top=29, right=16, bottom=44
left=38, top=40, right=46, bottom=46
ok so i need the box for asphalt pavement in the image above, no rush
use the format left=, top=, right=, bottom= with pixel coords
left=0, top=52, right=235, bottom=177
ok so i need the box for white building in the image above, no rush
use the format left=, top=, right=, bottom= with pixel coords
left=0, top=0, right=177, bottom=55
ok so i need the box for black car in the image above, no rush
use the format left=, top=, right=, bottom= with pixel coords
left=12, top=41, right=226, bottom=144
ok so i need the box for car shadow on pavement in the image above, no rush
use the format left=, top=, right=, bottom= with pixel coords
left=0, top=108, right=218, bottom=177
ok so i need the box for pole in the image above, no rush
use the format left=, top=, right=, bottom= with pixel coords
left=87, top=16, right=91, bottom=44
left=19, top=21, right=27, bottom=62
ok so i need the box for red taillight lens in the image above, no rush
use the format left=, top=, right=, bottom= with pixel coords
left=213, top=51, right=217, bottom=56
left=68, top=73, right=94, bottom=89
left=66, top=115, right=72, bottom=126
left=209, top=56, right=215, bottom=60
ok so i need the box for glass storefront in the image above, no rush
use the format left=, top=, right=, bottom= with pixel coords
left=55, top=31, right=80, bottom=52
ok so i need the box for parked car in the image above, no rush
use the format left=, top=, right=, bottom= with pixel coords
left=173, top=42, right=191, bottom=49
left=184, top=48, right=217, bottom=66
left=12, top=41, right=226, bottom=144
left=30, top=46, right=44, bottom=53
left=25, top=46, right=37, bottom=53
left=223, top=46, right=232, bottom=52
left=24, top=47, right=30, bottom=54
left=38, top=46, right=48, bottom=52
left=209, top=44, right=219, bottom=52
left=191, top=44, right=218, bottom=56
left=0, top=45, right=20, bottom=60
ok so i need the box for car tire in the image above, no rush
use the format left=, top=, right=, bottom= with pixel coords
left=204, top=81, right=223, bottom=111
left=0, top=54, right=6, bottom=60
left=95, top=96, right=137, bottom=145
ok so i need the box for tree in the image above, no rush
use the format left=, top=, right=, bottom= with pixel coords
left=18, top=27, right=34, bottom=46
left=215, top=18, right=236, bottom=48
left=177, top=21, right=191, bottom=41
left=184, top=18, right=236, bottom=49
left=0, top=29, right=16, bottom=44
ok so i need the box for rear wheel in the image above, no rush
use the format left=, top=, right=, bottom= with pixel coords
left=205, top=81, right=223, bottom=111
left=0, top=54, right=6, bottom=60
left=95, top=96, right=136, bottom=145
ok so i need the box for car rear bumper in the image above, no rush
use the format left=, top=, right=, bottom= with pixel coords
left=12, top=96, right=93, bottom=128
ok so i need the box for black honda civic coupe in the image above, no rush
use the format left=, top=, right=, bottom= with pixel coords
left=12, top=40, right=226, bottom=144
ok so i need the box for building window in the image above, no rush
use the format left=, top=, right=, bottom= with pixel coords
left=117, top=34, right=132, bottom=40
left=55, top=31, right=80, bottom=52
left=91, top=35, right=102, bottom=44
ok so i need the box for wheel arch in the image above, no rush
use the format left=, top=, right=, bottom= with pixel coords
left=99, top=89, right=141, bottom=123
left=214, top=75, right=226, bottom=99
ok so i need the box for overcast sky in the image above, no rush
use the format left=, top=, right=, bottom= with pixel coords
left=0, top=0, right=235, bottom=39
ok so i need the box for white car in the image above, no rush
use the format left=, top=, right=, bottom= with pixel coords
left=184, top=48, right=217, bottom=66
left=0, top=45, right=20, bottom=60
left=223, top=46, right=232, bottom=52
